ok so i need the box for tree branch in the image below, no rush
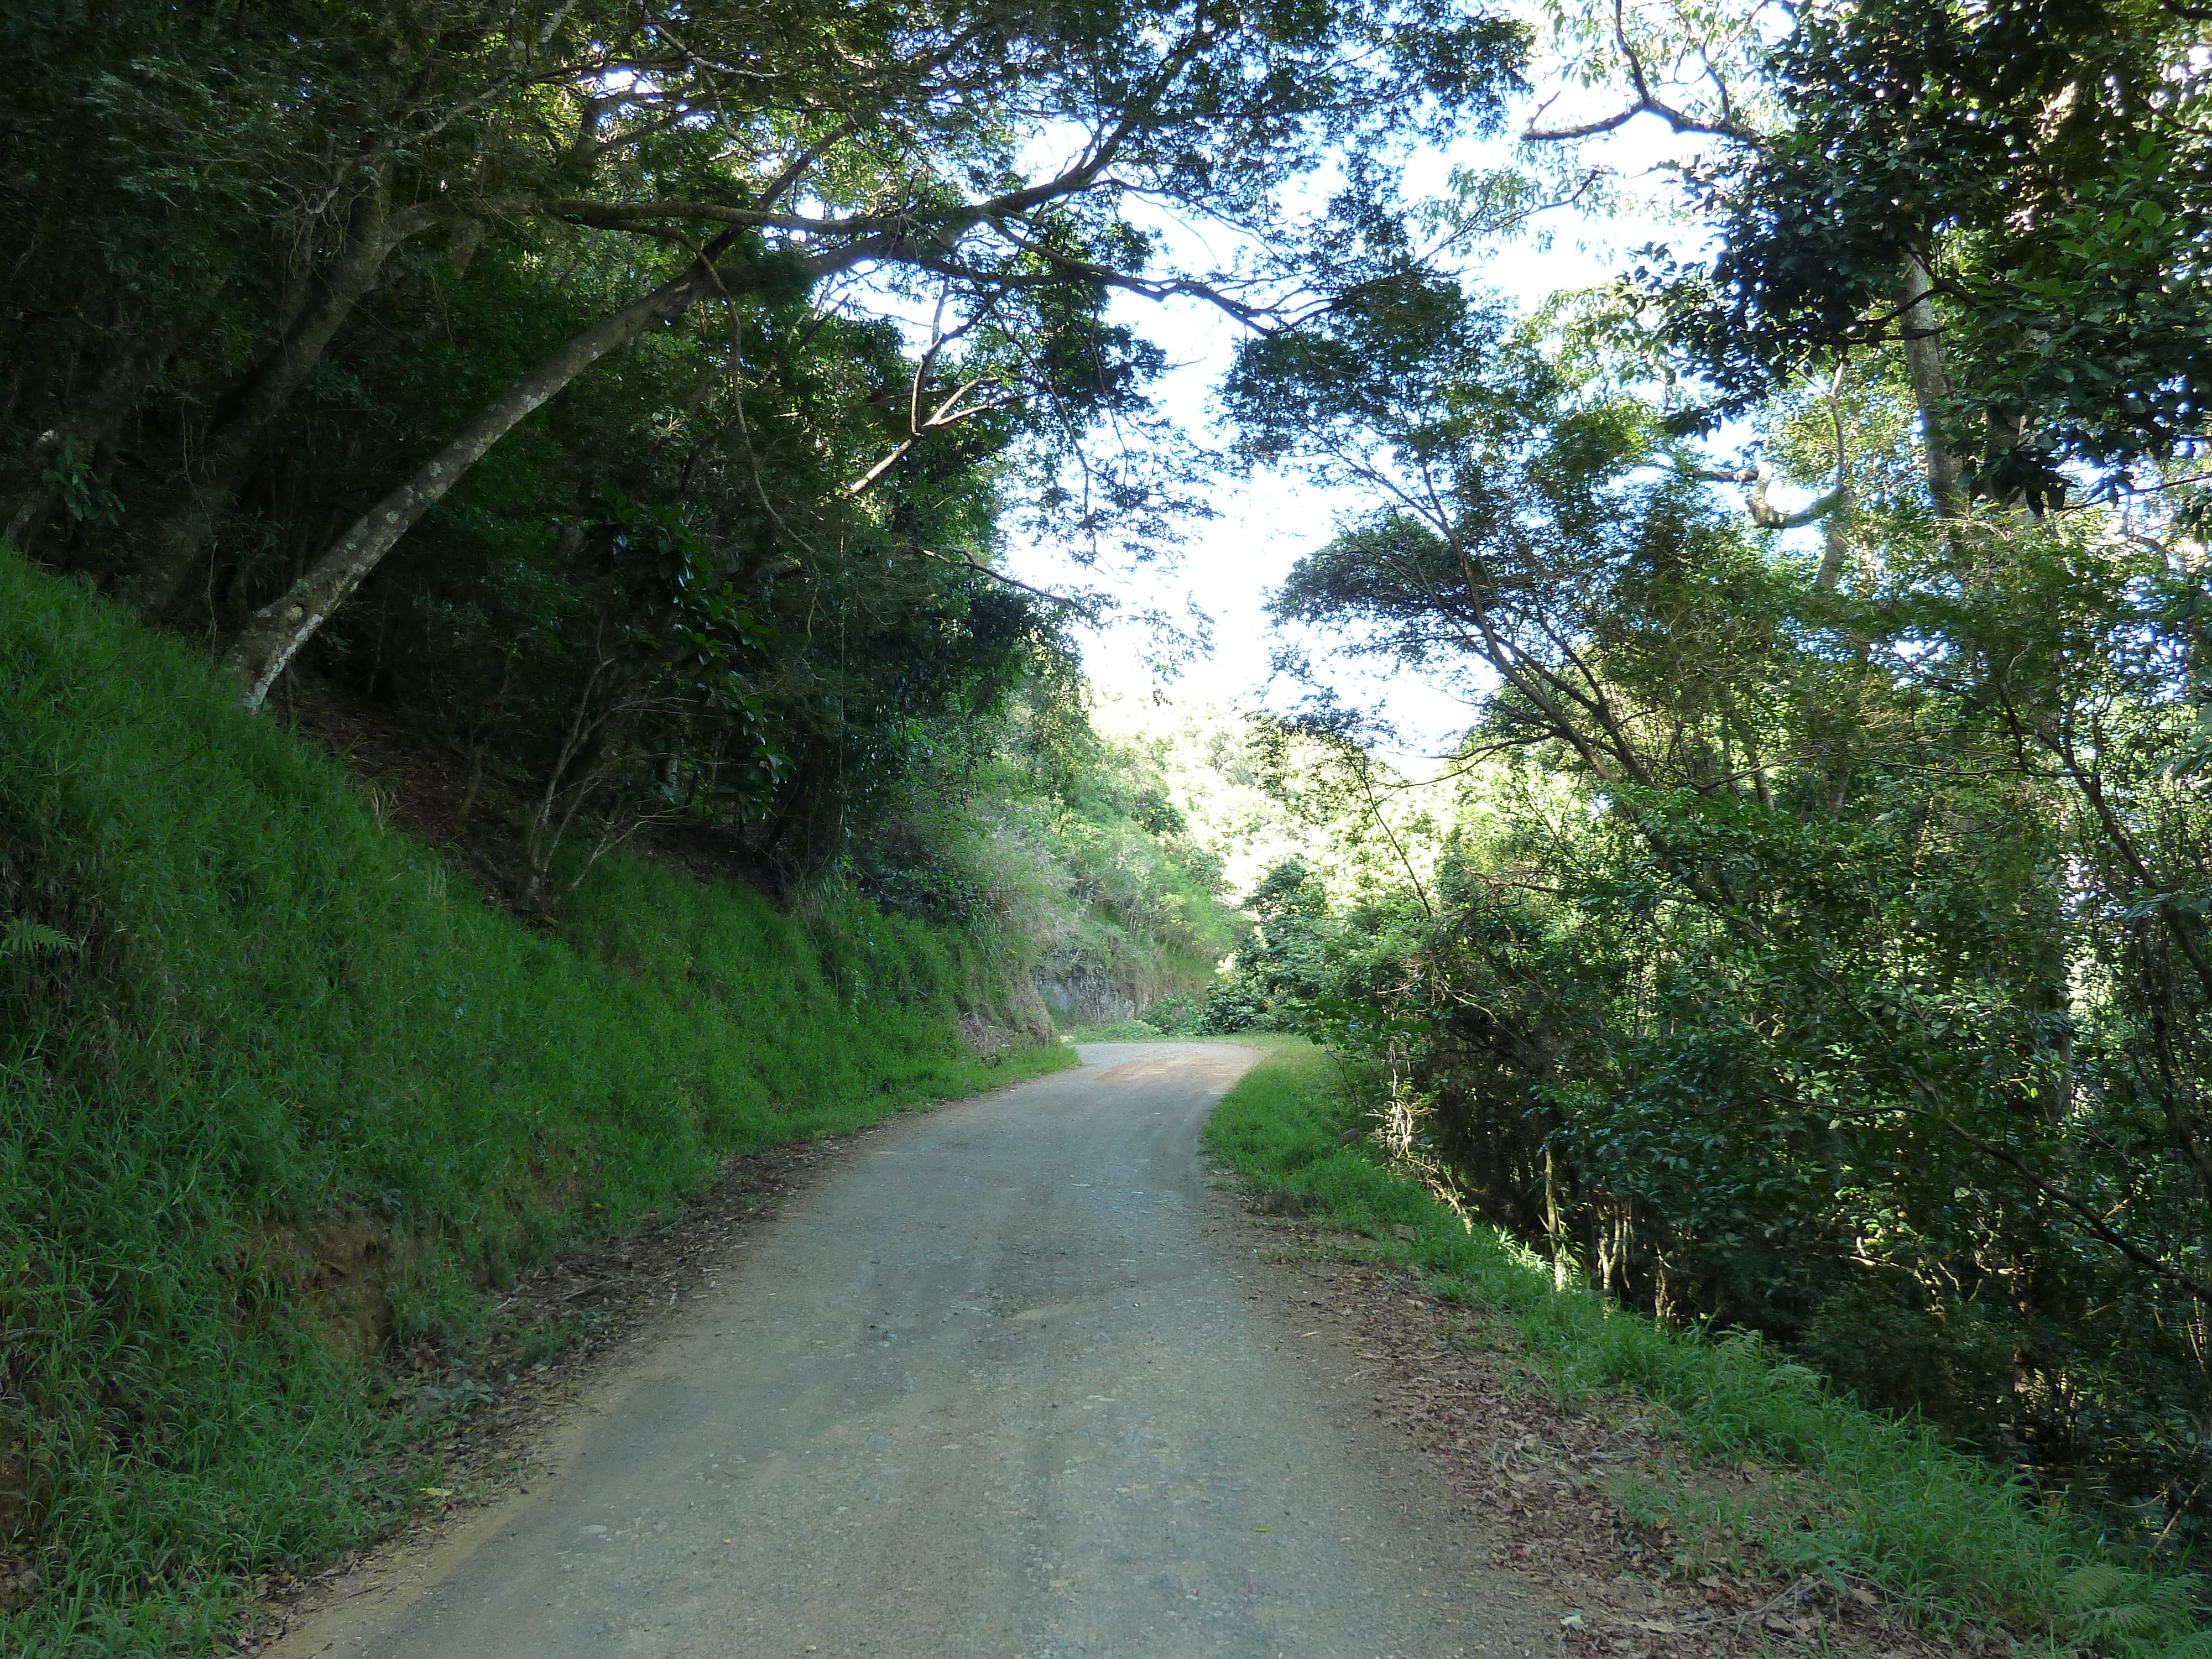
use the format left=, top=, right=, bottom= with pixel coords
left=1678, top=460, right=1844, bottom=529
left=1934, top=1109, right=2212, bottom=1305
left=1521, top=0, right=1763, bottom=146
left=845, top=377, right=1011, bottom=496
left=909, top=546, right=1085, bottom=607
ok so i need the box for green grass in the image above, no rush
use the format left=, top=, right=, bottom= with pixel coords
left=1202, top=1039, right=2211, bottom=1659
left=0, top=552, right=1070, bottom=1656
left=1061, top=1019, right=1171, bottom=1041
left=1058, top=987, right=1217, bottom=1044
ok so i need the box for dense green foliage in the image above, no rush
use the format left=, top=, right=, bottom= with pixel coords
left=0, top=552, right=1070, bottom=1653
left=1201, top=0, right=2212, bottom=1570
left=1, top=0, right=1523, bottom=844
left=1204, top=1040, right=2209, bottom=1656
left=11, top=0, right=2212, bottom=1645
left=1652, top=0, right=2212, bottom=504
left=0, top=14, right=1301, bottom=1640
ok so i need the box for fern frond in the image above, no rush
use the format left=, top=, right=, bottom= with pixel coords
left=1, top=915, right=75, bottom=958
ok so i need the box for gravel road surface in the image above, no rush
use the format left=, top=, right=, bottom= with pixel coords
left=285, top=1041, right=1538, bottom=1659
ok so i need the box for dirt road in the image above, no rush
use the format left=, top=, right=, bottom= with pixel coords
left=279, top=1042, right=1542, bottom=1659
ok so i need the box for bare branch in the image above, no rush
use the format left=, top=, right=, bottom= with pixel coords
left=750, top=121, right=858, bottom=211
left=1678, top=458, right=1844, bottom=531
left=845, top=377, right=1012, bottom=495
left=910, top=546, right=1087, bottom=608
left=1522, top=0, right=1764, bottom=146
left=1933, top=1109, right=2212, bottom=1305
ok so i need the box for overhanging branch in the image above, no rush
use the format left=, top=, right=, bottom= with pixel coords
left=910, top=546, right=1088, bottom=608
left=1521, top=0, right=1762, bottom=147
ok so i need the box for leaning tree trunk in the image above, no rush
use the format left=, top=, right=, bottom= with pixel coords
left=148, top=182, right=437, bottom=616
left=1896, top=254, right=1969, bottom=521
left=225, top=247, right=755, bottom=708
left=1812, top=359, right=1854, bottom=593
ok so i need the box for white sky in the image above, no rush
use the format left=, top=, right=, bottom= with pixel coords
left=1001, top=100, right=1707, bottom=769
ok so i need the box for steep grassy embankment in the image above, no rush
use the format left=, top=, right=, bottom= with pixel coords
left=0, top=554, right=1068, bottom=1656
left=1203, top=1041, right=2208, bottom=1659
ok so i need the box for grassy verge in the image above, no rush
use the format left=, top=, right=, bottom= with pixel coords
left=1058, top=1004, right=1217, bottom=1043
left=1202, top=1040, right=2208, bottom=1659
left=1060, top=1019, right=1174, bottom=1041
left=0, top=553, right=1070, bottom=1656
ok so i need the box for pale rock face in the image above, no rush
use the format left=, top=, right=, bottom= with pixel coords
left=1035, top=964, right=1140, bottom=1026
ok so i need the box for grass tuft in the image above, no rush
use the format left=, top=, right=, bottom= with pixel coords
left=1061, top=1019, right=1171, bottom=1041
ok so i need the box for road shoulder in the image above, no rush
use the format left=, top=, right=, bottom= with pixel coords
left=1222, top=1199, right=1966, bottom=1659
left=244, top=1122, right=904, bottom=1657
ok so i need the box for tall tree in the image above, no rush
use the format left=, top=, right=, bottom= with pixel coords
left=1630, top=0, right=2212, bottom=509
left=0, top=0, right=1529, bottom=704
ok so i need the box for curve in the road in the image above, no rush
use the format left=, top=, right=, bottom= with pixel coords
left=281, top=1041, right=1538, bottom=1659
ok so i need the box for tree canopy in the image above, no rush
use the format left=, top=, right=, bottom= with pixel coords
left=1193, top=0, right=2212, bottom=1563
left=1, top=0, right=1526, bottom=896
